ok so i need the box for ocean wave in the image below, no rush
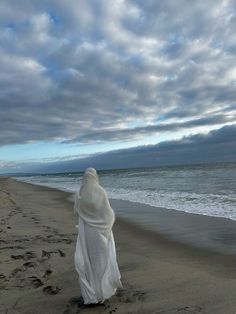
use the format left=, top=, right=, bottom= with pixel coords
left=14, top=172, right=236, bottom=221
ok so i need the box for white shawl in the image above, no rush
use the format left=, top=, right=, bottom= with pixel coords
left=74, top=168, right=115, bottom=237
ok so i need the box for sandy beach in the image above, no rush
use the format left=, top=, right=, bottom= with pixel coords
left=0, top=177, right=236, bottom=314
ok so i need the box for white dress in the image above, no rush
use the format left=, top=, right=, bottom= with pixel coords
left=74, top=168, right=122, bottom=304
left=74, top=217, right=122, bottom=304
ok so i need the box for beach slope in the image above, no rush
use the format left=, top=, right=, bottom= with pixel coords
left=0, top=177, right=236, bottom=314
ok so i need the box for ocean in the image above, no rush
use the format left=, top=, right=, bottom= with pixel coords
left=13, top=162, right=236, bottom=221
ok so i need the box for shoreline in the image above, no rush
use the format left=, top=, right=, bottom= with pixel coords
left=110, top=198, right=236, bottom=256
left=1, top=177, right=236, bottom=313
left=10, top=177, right=236, bottom=255
left=12, top=176, right=236, bottom=223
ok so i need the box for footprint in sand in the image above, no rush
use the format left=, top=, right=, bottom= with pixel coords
left=27, top=276, right=44, bottom=288
left=11, top=254, right=24, bottom=260
left=11, top=267, right=22, bottom=277
left=58, top=249, right=66, bottom=257
left=22, top=261, right=37, bottom=268
left=0, top=273, right=9, bottom=289
left=11, top=251, right=36, bottom=261
left=175, top=306, right=203, bottom=313
left=63, top=296, right=105, bottom=314
left=41, top=249, right=66, bottom=260
left=42, top=285, right=61, bottom=295
left=10, top=251, right=52, bottom=290
left=103, top=303, right=118, bottom=313
left=0, top=239, right=8, bottom=245
left=43, top=269, right=53, bottom=279
left=0, top=245, right=24, bottom=251
left=10, top=262, right=43, bottom=288
left=156, top=305, right=203, bottom=314
left=11, top=273, right=44, bottom=289
left=41, top=250, right=51, bottom=259
left=63, top=287, right=146, bottom=313
left=115, top=287, right=145, bottom=303
left=43, top=234, right=72, bottom=244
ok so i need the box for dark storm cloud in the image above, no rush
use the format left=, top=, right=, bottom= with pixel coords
left=0, top=0, right=236, bottom=146
left=64, top=114, right=235, bottom=143
left=15, top=123, right=235, bottom=173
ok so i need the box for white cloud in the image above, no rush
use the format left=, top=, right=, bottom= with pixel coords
left=0, top=0, right=235, bottom=147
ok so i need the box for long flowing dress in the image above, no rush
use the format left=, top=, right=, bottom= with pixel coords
left=74, top=168, right=122, bottom=304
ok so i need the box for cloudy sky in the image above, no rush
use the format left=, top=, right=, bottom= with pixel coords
left=0, top=0, right=236, bottom=173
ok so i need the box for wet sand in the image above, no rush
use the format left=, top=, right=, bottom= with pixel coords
left=0, top=177, right=236, bottom=314
left=110, top=199, right=236, bottom=255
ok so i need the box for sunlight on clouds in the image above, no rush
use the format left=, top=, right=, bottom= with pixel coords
left=22, top=58, right=45, bottom=72
left=228, top=67, right=236, bottom=80
left=0, top=0, right=236, bottom=171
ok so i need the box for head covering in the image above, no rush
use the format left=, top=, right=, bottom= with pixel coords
left=74, top=167, right=115, bottom=237
left=82, top=167, right=98, bottom=181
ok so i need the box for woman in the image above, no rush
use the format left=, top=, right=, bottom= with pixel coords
left=74, top=167, right=122, bottom=305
